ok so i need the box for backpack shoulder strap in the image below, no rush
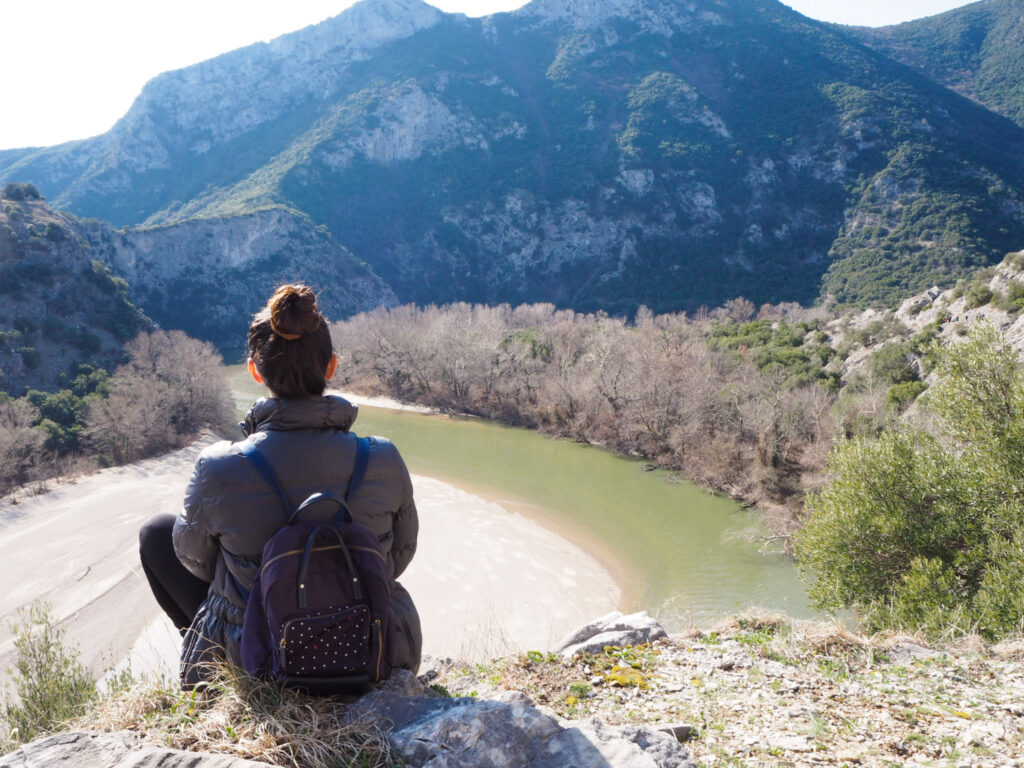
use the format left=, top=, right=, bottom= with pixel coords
left=347, top=436, right=370, bottom=501
left=334, top=436, right=370, bottom=524
left=240, top=440, right=294, bottom=515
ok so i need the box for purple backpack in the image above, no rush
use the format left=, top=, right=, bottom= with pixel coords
left=239, top=436, right=395, bottom=695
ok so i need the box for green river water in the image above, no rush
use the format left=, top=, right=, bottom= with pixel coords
left=227, top=365, right=815, bottom=629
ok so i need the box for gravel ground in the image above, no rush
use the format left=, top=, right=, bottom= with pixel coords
left=429, top=615, right=1024, bottom=767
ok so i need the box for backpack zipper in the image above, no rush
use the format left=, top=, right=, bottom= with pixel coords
left=260, top=542, right=386, bottom=577
left=372, top=617, right=383, bottom=680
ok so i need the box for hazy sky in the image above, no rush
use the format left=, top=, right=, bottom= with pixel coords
left=0, top=0, right=976, bottom=151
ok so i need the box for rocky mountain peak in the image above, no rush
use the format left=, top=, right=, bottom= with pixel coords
left=515, top=0, right=724, bottom=32
left=266, top=0, right=444, bottom=62
left=108, top=0, right=445, bottom=154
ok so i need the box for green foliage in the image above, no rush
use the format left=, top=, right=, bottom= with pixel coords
left=852, top=0, right=1024, bottom=129
left=709, top=320, right=837, bottom=389
left=964, top=280, right=993, bottom=309
left=887, top=380, right=928, bottom=411
left=16, top=346, right=37, bottom=369
left=24, top=387, right=93, bottom=454
left=796, top=325, right=1024, bottom=640
left=1005, top=251, right=1024, bottom=272
left=0, top=183, right=41, bottom=202
left=867, top=342, right=918, bottom=386
left=1, top=602, right=97, bottom=750
left=500, top=328, right=552, bottom=362
left=42, top=223, right=64, bottom=243
left=995, top=279, right=1024, bottom=314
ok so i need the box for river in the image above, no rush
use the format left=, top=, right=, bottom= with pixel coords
left=227, top=366, right=815, bottom=630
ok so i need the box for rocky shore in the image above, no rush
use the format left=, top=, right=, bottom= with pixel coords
left=432, top=612, right=1024, bottom=768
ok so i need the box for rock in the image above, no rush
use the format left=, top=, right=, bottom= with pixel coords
left=716, top=653, right=753, bottom=671
left=376, top=667, right=434, bottom=697
left=653, top=723, right=697, bottom=742
left=552, top=612, right=667, bottom=658
left=345, top=671, right=694, bottom=767
left=543, top=719, right=696, bottom=768
left=767, top=733, right=813, bottom=752
left=889, top=642, right=940, bottom=665
left=0, top=731, right=272, bottom=768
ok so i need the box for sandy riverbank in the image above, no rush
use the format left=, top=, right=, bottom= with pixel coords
left=0, top=432, right=619, bottom=683
left=331, top=388, right=435, bottom=414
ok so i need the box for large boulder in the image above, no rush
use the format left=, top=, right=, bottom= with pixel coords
left=552, top=611, right=668, bottom=659
left=346, top=670, right=695, bottom=768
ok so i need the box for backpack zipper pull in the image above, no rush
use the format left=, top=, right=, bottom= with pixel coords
left=372, top=618, right=383, bottom=680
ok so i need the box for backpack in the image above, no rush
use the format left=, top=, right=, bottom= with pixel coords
left=238, top=435, right=395, bottom=695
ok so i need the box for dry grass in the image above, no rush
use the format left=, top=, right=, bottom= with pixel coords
left=704, top=609, right=1024, bottom=664
left=992, top=636, right=1024, bottom=661
left=73, top=664, right=394, bottom=768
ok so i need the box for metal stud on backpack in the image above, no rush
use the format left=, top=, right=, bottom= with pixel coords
left=238, top=436, right=395, bottom=694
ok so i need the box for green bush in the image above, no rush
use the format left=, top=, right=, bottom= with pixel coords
left=996, top=279, right=1024, bottom=314
left=964, top=280, right=993, bottom=308
left=887, top=380, right=927, bottom=410
left=0, top=183, right=41, bottom=202
left=43, top=223, right=65, bottom=243
left=1, top=602, right=97, bottom=750
left=867, top=341, right=918, bottom=385
left=795, top=324, right=1024, bottom=640
left=16, top=346, right=38, bottom=369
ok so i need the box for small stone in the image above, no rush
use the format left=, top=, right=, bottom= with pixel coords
left=768, top=734, right=813, bottom=752
left=654, top=723, right=698, bottom=742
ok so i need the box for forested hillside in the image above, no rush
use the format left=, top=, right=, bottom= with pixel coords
left=0, top=183, right=149, bottom=394
left=850, top=0, right=1024, bottom=128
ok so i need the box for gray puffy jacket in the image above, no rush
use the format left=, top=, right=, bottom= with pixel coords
left=173, top=395, right=421, bottom=678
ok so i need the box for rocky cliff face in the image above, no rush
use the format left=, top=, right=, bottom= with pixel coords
left=84, top=210, right=397, bottom=351
left=0, top=192, right=149, bottom=393
left=3, top=0, right=1024, bottom=317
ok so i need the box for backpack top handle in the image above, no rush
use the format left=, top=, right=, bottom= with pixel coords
left=297, top=524, right=365, bottom=607
left=294, top=492, right=352, bottom=524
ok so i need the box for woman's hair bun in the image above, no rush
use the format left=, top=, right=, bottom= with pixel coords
left=267, top=284, right=323, bottom=340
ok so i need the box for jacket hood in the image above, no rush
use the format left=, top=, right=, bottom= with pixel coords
left=240, top=395, right=358, bottom=436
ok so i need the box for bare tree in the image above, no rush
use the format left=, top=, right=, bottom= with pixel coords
left=0, top=399, right=45, bottom=495
left=86, top=331, right=232, bottom=464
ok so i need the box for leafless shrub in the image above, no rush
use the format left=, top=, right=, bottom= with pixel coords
left=86, top=331, right=233, bottom=465
left=332, top=303, right=840, bottom=532
left=0, top=398, right=46, bottom=496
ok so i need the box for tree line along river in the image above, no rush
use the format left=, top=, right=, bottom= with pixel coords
left=227, top=365, right=815, bottom=630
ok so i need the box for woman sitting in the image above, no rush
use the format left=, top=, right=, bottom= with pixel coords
left=139, top=284, right=421, bottom=686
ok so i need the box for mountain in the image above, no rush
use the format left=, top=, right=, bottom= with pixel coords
left=0, top=185, right=149, bottom=393
left=848, top=0, right=1024, bottom=129
left=4, top=0, right=1024, bottom=323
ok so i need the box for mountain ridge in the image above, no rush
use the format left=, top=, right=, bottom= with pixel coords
left=3, top=0, right=1024, bottom=328
left=847, top=0, right=1024, bottom=127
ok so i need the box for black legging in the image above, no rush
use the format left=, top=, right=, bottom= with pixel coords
left=139, top=514, right=211, bottom=634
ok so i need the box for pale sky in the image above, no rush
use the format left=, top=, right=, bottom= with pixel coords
left=0, top=0, right=977, bottom=151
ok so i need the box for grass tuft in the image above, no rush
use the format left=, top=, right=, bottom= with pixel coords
left=74, top=664, right=394, bottom=768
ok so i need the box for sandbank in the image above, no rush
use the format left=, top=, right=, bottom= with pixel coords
left=0, top=435, right=619, bottom=683
left=331, top=388, right=435, bottom=414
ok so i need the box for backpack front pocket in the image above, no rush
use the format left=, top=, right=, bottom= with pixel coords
left=280, top=604, right=371, bottom=676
